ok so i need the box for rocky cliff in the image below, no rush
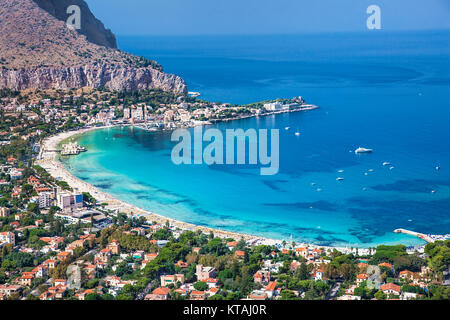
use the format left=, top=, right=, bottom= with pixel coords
left=33, top=0, right=117, bottom=49
left=0, top=0, right=187, bottom=93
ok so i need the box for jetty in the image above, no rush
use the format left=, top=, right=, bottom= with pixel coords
left=393, top=228, right=434, bottom=243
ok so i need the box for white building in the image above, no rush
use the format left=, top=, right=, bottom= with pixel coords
left=57, top=192, right=83, bottom=212
left=263, top=102, right=284, bottom=111
left=38, top=192, right=53, bottom=209
left=0, top=232, right=15, bottom=246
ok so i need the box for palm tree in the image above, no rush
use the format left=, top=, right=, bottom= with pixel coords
left=282, top=240, right=286, bottom=248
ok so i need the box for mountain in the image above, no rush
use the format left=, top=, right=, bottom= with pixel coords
left=33, top=0, right=117, bottom=49
left=0, top=0, right=187, bottom=93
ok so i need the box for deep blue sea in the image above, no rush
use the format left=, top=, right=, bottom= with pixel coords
left=63, top=31, right=450, bottom=247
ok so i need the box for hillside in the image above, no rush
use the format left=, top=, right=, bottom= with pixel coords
left=0, top=0, right=186, bottom=93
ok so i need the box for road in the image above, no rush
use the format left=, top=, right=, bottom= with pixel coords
left=326, top=281, right=342, bottom=300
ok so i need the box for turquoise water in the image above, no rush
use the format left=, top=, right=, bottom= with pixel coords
left=63, top=31, right=450, bottom=247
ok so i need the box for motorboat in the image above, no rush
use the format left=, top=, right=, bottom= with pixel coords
left=355, top=147, right=373, bottom=153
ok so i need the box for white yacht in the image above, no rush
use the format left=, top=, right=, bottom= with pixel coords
left=355, top=147, right=373, bottom=153
left=382, top=162, right=391, bottom=166
left=336, top=177, right=344, bottom=181
left=295, top=132, right=301, bottom=136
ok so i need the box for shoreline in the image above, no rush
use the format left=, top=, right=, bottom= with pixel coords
left=36, top=124, right=428, bottom=251
left=36, top=125, right=285, bottom=245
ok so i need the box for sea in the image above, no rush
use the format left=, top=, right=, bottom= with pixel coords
left=62, top=31, right=450, bottom=248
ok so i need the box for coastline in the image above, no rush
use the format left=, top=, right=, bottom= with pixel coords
left=36, top=124, right=429, bottom=251
left=36, top=125, right=285, bottom=246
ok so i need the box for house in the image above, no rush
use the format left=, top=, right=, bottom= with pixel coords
left=32, top=265, right=48, bottom=278
left=190, top=290, right=207, bottom=300
left=43, top=259, right=57, bottom=269
left=206, top=287, right=219, bottom=298
left=205, top=278, right=218, bottom=288
left=196, top=265, right=217, bottom=281
left=401, top=292, right=418, bottom=300
left=235, top=250, right=245, bottom=259
left=265, top=281, right=277, bottom=299
left=106, top=240, right=120, bottom=255
left=54, top=279, right=66, bottom=287
left=0, top=232, right=15, bottom=246
left=145, top=287, right=170, bottom=300
left=249, top=290, right=268, bottom=300
left=0, top=284, right=20, bottom=298
left=161, top=274, right=185, bottom=287
left=295, top=247, right=308, bottom=258
left=192, top=247, right=201, bottom=254
left=96, top=248, right=112, bottom=263
left=20, top=275, right=33, bottom=286
left=57, top=251, right=71, bottom=262
left=399, top=270, right=415, bottom=281
left=254, top=270, right=271, bottom=284
left=226, top=241, right=238, bottom=250
left=381, top=283, right=401, bottom=295
left=314, top=269, right=323, bottom=281
left=356, top=273, right=369, bottom=285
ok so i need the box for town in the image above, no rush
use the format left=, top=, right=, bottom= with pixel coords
left=0, top=87, right=448, bottom=300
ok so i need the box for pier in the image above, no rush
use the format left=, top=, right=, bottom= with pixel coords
left=393, top=228, right=434, bottom=243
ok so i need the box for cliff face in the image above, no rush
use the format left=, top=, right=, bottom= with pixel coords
left=0, top=64, right=187, bottom=92
left=33, top=0, right=117, bottom=49
left=0, top=0, right=187, bottom=94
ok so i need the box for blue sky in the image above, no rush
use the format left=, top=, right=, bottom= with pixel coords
left=86, top=0, right=450, bottom=35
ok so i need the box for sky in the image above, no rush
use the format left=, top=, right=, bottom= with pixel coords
left=85, top=0, right=450, bottom=36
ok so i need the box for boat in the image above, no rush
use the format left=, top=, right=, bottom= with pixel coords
left=436, top=166, right=440, bottom=171
left=285, top=127, right=290, bottom=130
left=338, top=169, right=344, bottom=173
left=295, top=132, right=301, bottom=136
left=355, top=147, right=373, bottom=153
left=382, top=162, right=391, bottom=166
left=389, top=166, right=395, bottom=170
left=336, top=177, right=344, bottom=181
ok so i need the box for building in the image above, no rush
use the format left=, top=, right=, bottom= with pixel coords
left=196, top=265, right=217, bottom=281
left=265, top=281, right=277, bottom=299
left=249, top=290, right=268, bottom=300
left=38, top=192, right=53, bottom=209
left=399, top=270, right=415, bottom=281
left=356, top=273, right=369, bottom=284
left=106, top=240, right=120, bottom=255
left=263, top=102, right=284, bottom=111
left=0, top=232, right=15, bottom=246
left=57, top=192, right=83, bottom=213
left=381, top=283, right=401, bottom=296
left=0, top=284, right=20, bottom=298
left=161, top=274, right=185, bottom=287
left=254, top=270, right=271, bottom=284
left=145, top=287, right=170, bottom=300
left=0, top=207, right=10, bottom=217
left=190, top=291, right=206, bottom=300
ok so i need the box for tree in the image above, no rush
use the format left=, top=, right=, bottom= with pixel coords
left=194, top=281, right=208, bottom=291
left=374, top=290, right=387, bottom=300
left=27, top=202, right=40, bottom=214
